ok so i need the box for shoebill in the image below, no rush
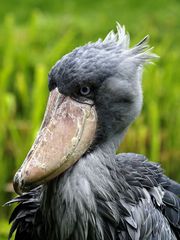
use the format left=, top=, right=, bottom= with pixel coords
left=6, top=24, right=180, bottom=240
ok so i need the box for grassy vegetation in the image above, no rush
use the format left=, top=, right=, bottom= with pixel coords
left=0, top=0, right=180, bottom=237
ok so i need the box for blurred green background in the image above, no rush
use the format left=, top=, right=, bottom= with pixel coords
left=0, top=0, right=180, bottom=238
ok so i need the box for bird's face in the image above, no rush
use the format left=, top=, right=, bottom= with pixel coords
left=13, top=25, right=156, bottom=194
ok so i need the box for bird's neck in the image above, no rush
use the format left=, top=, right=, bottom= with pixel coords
left=97, top=130, right=127, bottom=153
left=40, top=131, right=126, bottom=240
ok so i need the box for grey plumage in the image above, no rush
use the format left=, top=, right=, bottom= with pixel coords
left=7, top=24, right=180, bottom=240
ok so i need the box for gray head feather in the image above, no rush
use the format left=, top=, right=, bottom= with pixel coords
left=49, top=23, right=157, bottom=95
left=48, top=23, right=158, bottom=144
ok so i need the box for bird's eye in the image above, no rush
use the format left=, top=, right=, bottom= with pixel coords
left=80, top=86, right=91, bottom=96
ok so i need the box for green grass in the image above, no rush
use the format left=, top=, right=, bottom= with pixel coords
left=0, top=0, right=180, bottom=237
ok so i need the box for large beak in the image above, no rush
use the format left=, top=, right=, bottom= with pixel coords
left=13, top=88, right=97, bottom=195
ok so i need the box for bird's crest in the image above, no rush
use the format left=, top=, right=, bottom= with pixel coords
left=101, top=22, right=158, bottom=65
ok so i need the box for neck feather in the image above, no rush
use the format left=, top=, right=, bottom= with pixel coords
left=40, top=132, right=126, bottom=240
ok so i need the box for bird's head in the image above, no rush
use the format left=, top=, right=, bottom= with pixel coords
left=13, top=24, right=157, bottom=194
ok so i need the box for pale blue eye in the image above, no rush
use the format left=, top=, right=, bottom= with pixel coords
left=80, top=86, right=91, bottom=96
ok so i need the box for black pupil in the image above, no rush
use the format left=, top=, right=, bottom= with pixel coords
left=81, top=86, right=90, bottom=95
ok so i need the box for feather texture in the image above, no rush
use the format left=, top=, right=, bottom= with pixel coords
left=7, top=153, right=180, bottom=240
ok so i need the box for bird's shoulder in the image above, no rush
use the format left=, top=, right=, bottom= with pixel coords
left=114, top=153, right=180, bottom=239
left=116, top=153, right=180, bottom=195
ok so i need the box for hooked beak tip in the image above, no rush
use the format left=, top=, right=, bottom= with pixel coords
left=13, top=171, right=37, bottom=195
left=13, top=172, right=23, bottom=195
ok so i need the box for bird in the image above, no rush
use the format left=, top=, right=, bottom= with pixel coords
left=6, top=23, right=180, bottom=240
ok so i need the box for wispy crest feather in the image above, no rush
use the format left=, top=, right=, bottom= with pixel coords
left=103, top=23, right=130, bottom=49
left=103, top=23, right=158, bottom=64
